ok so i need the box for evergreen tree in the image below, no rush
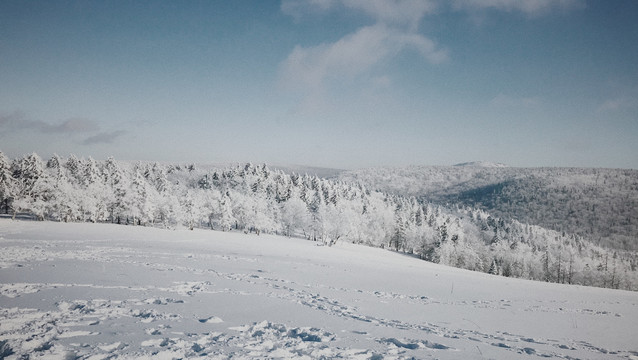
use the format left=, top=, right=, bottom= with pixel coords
left=219, top=193, right=234, bottom=232
left=0, top=151, right=16, bottom=214
left=391, top=211, right=406, bottom=251
left=11, top=153, right=51, bottom=220
left=65, top=155, right=82, bottom=185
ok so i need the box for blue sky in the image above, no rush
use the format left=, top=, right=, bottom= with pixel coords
left=1, top=0, right=637, bottom=169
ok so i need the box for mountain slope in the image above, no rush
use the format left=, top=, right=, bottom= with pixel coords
left=1, top=220, right=637, bottom=359
left=339, top=166, right=638, bottom=250
left=2, top=152, right=637, bottom=290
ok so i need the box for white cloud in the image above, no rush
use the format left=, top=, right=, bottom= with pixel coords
left=452, top=0, right=585, bottom=16
left=279, top=24, right=447, bottom=93
left=341, top=0, right=437, bottom=28
left=280, top=1, right=448, bottom=114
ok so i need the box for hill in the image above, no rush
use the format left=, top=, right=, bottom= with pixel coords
left=1, top=220, right=637, bottom=359
left=2, top=152, right=637, bottom=290
left=338, top=166, right=638, bottom=250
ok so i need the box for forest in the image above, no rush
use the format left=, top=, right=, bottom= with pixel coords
left=338, top=164, right=638, bottom=251
left=1, top=152, right=637, bottom=290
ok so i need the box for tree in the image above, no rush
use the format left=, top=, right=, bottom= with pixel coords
left=65, top=155, right=82, bottom=185
left=103, top=157, right=127, bottom=224
left=75, top=157, right=109, bottom=222
left=0, top=151, right=16, bottom=214
left=246, top=192, right=275, bottom=235
left=126, top=167, right=155, bottom=225
left=281, top=196, right=310, bottom=237
left=415, top=205, right=424, bottom=227
left=391, top=213, right=406, bottom=251
left=323, top=201, right=358, bottom=246
left=198, top=188, right=222, bottom=230
left=541, top=249, right=552, bottom=282
left=81, top=157, right=102, bottom=186
left=180, top=189, right=202, bottom=230
left=218, top=193, right=234, bottom=232
left=11, top=153, right=51, bottom=220
left=307, top=189, right=327, bottom=241
left=45, top=154, right=76, bottom=222
left=415, top=225, right=436, bottom=260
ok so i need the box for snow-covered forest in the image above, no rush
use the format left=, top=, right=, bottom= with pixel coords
left=338, top=164, right=638, bottom=251
left=1, top=152, right=637, bottom=290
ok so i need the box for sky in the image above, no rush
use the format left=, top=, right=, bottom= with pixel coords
left=1, top=0, right=637, bottom=170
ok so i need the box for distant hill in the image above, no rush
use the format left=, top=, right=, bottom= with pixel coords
left=453, top=161, right=509, bottom=168
left=270, top=164, right=345, bottom=179
left=339, top=166, right=638, bottom=250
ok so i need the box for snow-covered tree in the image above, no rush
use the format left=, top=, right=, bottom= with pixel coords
left=3, top=152, right=637, bottom=290
left=281, top=196, right=310, bottom=237
left=0, top=151, right=16, bottom=214
left=11, top=153, right=51, bottom=220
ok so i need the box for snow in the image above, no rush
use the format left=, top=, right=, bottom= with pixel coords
left=1, top=219, right=637, bottom=359
left=452, top=161, right=509, bottom=168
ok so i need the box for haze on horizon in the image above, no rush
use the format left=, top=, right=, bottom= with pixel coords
left=1, top=0, right=637, bottom=170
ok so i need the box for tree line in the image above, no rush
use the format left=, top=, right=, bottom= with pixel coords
left=1, top=152, right=637, bottom=290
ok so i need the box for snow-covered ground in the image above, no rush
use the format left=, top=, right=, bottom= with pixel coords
left=1, top=220, right=637, bottom=359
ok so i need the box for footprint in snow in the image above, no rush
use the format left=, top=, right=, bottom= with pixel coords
left=198, top=316, right=224, bottom=324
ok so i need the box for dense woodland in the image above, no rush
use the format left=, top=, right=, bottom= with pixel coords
left=1, top=152, right=637, bottom=290
left=338, top=164, right=638, bottom=251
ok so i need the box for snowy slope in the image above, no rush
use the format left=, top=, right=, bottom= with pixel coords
left=1, top=220, right=637, bottom=359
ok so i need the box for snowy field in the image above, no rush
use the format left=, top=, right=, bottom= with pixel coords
left=1, top=220, right=637, bottom=359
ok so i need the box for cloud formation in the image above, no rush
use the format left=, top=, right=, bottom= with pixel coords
left=279, top=0, right=583, bottom=103
left=280, top=1, right=447, bottom=102
left=0, top=112, right=99, bottom=134
left=342, top=0, right=437, bottom=27
left=282, top=0, right=437, bottom=28
left=282, top=0, right=584, bottom=20
left=1, top=111, right=122, bottom=147
left=280, top=24, right=447, bottom=93
left=452, top=0, right=585, bottom=16
left=82, top=130, right=127, bottom=145
left=0, top=111, right=43, bottom=132
left=49, top=118, right=100, bottom=133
